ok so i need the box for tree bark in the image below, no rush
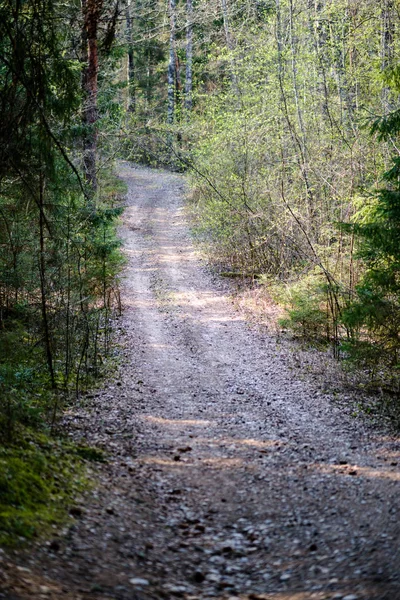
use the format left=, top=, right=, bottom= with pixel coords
left=220, top=0, right=239, bottom=95
left=38, top=172, right=55, bottom=388
left=381, top=0, right=394, bottom=112
left=126, top=0, right=136, bottom=112
left=167, top=0, right=176, bottom=125
left=185, top=0, right=193, bottom=113
left=82, top=0, right=103, bottom=192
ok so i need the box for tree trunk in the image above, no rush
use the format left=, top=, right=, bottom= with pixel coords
left=220, top=0, right=239, bottom=95
left=38, top=172, right=55, bottom=388
left=288, top=0, right=315, bottom=226
left=167, top=0, right=176, bottom=125
left=185, top=0, right=193, bottom=113
left=381, top=0, right=394, bottom=112
left=126, top=0, right=136, bottom=112
left=82, top=0, right=103, bottom=192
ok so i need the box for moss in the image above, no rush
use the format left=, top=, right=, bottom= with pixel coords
left=0, top=429, right=94, bottom=547
left=74, top=445, right=107, bottom=462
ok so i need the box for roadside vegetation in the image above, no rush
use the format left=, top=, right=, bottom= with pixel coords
left=0, top=0, right=124, bottom=544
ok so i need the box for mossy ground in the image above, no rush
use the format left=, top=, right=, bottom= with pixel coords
left=0, top=428, right=103, bottom=547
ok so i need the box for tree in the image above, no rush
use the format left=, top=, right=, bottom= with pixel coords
left=341, top=86, right=400, bottom=368
left=185, top=0, right=193, bottom=112
left=82, top=0, right=103, bottom=191
left=0, top=0, right=124, bottom=426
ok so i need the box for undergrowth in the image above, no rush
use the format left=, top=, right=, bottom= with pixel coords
left=0, top=167, right=123, bottom=547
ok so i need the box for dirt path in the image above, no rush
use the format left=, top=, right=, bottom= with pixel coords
left=2, top=163, right=400, bottom=600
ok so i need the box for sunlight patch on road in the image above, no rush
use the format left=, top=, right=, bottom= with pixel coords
left=148, top=343, right=170, bottom=349
left=192, top=436, right=275, bottom=449
left=313, top=462, right=400, bottom=481
left=231, top=437, right=276, bottom=448
left=202, top=457, right=244, bottom=468
left=144, top=415, right=212, bottom=427
left=139, top=456, right=244, bottom=469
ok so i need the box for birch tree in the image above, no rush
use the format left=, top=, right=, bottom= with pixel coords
left=185, top=0, right=193, bottom=112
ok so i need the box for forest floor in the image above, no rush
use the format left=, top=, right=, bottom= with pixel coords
left=1, top=163, right=400, bottom=600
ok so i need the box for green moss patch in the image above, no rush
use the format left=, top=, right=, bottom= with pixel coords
left=0, top=430, right=97, bottom=546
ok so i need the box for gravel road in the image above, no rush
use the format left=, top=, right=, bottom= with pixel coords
left=2, top=163, right=400, bottom=600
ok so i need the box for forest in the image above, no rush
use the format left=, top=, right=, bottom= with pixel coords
left=1, top=0, right=400, bottom=583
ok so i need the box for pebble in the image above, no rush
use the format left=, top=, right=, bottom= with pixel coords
left=164, top=584, right=189, bottom=594
left=129, top=577, right=150, bottom=586
left=206, top=573, right=221, bottom=582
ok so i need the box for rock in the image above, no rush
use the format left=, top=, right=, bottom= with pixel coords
left=192, top=570, right=205, bottom=583
left=129, top=578, right=150, bottom=586
left=342, top=596, right=358, bottom=600
left=206, top=573, right=221, bottom=583
left=309, top=543, right=318, bottom=552
left=163, top=584, right=189, bottom=595
left=48, top=540, right=60, bottom=552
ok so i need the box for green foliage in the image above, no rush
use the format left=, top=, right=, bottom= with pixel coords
left=0, top=0, right=125, bottom=543
left=340, top=155, right=400, bottom=371
left=186, top=0, right=390, bottom=284
left=278, top=276, right=330, bottom=341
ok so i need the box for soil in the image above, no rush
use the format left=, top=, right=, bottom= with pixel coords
left=1, top=163, right=400, bottom=600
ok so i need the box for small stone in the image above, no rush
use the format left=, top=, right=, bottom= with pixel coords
left=48, top=540, right=60, bottom=552
left=192, top=570, right=205, bottom=583
left=206, top=573, right=221, bottom=582
left=309, top=543, right=318, bottom=552
left=129, top=578, right=150, bottom=586
left=39, top=586, right=51, bottom=594
left=342, top=596, right=358, bottom=600
left=164, top=584, right=188, bottom=595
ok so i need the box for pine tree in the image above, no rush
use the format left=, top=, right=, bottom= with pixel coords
left=341, top=76, right=400, bottom=369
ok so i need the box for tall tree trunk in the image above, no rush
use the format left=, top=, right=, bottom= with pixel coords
left=175, top=40, right=182, bottom=111
left=185, top=0, right=193, bottom=113
left=38, top=172, right=55, bottom=388
left=288, top=0, right=315, bottom=226
left=126, top=0, right=136, bottom=112
left=381, top=0, right=394, bottom=112
left=82, top=0, right=103, bottom=192
left=167, top=0, right=176, bottom=125
left=220, top=0, right=239, bottom=95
